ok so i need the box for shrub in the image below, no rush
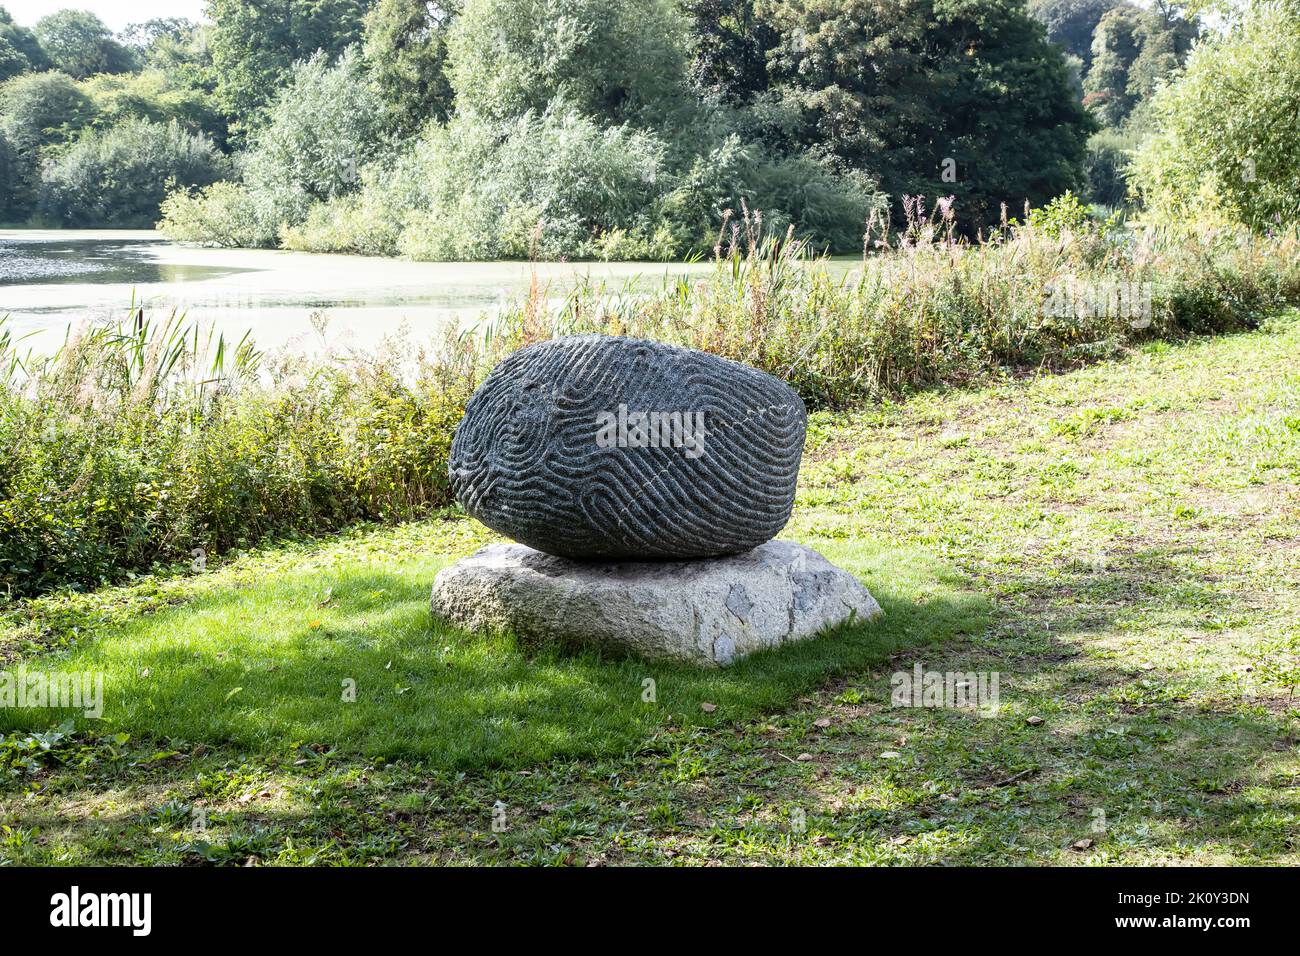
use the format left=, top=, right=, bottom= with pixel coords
left=493, top=209, right=1300, bottom=408
left=159, top=48, right=385, bottom=244
left=1024, top=190, right=1092, bottom=239
left=1130, top=0, right=1300, bottom=231
left=158, top=180, right=280, bottom=247
left=1083, top=129, right=1138, bottom=209
left=38, top=119, right=229, bottom=227
left=0, top=315, right=482, bottom=597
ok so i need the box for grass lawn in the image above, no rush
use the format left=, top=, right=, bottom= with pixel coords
left=2, top=311, right=1298, bottom=865
left=0, top=533, right=982, bottom=765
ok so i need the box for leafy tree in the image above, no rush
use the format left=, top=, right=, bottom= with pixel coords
left=763, top=0, right=1093, bottom=230
left=680, top=0, right=777, bottom=102
left=121, top=17, right=200, bottom=53
left=0, top=35, right=26, bottom=81
left=239, top=48, right=385, bottom=226
left=0, top=71, right=97, bottom=218
left=0, top=70, right=96, bottom=154
left=362, top=0, right=458, bottom=139
left=0, top=5, right=48, bottom=78
left=34, top=9, right=136, bottom=78
left=1028, top=0, right=1117, bottom=69
left=38, top=118, right=229, bottom=226
left=1126, top=4, right=1197, bottom=102
left=446, top=0, right=690, bottom=125
left=81, top=71, right=226, bottom=146
left=1130, top=0, right=1300, bottom=231
left=1082, top=2, right=1197, bottom=128
left=1082, top=3, right=1142, bottom=125
left=207, top=0, right=372, bottom=137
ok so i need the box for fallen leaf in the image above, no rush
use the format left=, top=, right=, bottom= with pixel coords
left=813, top=717, right=831, bottom=728
left=880, top=750, right=902, bottom=759
left=796, top=752, right=814, bottom=761
left=1026, top=715, right=1045, bottom=726
left=700, top=702, right=716, bottom=713
left=1071, top=838, right=1094, bottom=851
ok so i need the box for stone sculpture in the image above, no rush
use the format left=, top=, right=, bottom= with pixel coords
left=447, top=335, right=806, bottom=559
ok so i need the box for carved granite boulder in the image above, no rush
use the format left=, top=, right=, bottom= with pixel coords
left=448, top=335, right=807, bottom=559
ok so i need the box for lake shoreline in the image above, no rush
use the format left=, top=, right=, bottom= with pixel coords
left=0, top=229, right=726, bottom=353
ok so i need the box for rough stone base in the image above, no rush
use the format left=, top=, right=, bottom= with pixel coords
left=430, top=541, right=882, bottom=666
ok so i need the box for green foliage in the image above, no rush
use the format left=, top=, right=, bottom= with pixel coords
left=1130, top=0, right=1300, bottom=232
left=80, top=70, right=225, bottom=145
left=763, top=0, right=1093, bottom=231
left=207, top=0, right=371, bottom=138
left=240, top=49, right=385, bottom=222
left=446, top=0, right=690, bottom=124
left=362, top=0, right=458, bottom=138
left=38, top=119, right=229, bottom=227
left=1029, top=0, right=1118, bottom=68
left=162, top=48, right=385, bottom=246
left=1082, top=2, right=1197, bottom=128
left=0, top=70, right=94, bottom=155
left=164, top=0, right=1105, bottom=255
left=0, top=70, right=96, bottom=218
left=272, top=108, right=883, bottom=260
left=158, top=180, right=280, bottom=248
left=0, top=126, right=13, bottom=220
left=382, top=107, right=670, bottom=260
left=496, top=211, right=1300, bottom=408
left=1126, top=5, right=1197, bottom=102
left=33, top=9, right=135, bottom=79
left=0, top=314, right=480, bottom=597
left=1083, top=127, right=1137, bottom=207
left=1023, top=189, right=1091, bottom=236
left=680, top=0, right=776, bottom=102
left=0, top=6, right=47, bottom=79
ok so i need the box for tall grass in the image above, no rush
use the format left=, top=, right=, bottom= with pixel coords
left=4, top=206, right=1299, bottom=597
left=1, top=310, right=481, bottom=598
left=497, top=204, right=1300, bottom=407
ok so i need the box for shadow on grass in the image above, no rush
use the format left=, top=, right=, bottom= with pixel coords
left=721, top=544, right=1298, bottom=864
left=0, top=541, right=990, bottom=769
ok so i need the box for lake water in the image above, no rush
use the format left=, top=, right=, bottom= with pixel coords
left=0, top=230, right=723, bottom=353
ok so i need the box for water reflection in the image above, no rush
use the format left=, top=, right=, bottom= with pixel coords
left=0, top=236, right=252, bottom=286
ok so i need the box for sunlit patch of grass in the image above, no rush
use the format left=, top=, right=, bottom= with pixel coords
left=0, top=539, right=986, bottom=768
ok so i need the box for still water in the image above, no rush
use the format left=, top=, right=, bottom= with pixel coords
left=0, top=230, right=719, bottom=352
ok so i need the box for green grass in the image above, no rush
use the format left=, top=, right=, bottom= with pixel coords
left=0, top=533, right=984, bottom=766
left=1, top=311, right=1298, bottom=865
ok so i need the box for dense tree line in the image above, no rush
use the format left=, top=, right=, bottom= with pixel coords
left=0, top=8, right=226, bottom=225
left=161, top=0, right=1095, bottom=256
left=1, top=1, right=1294, bottom=246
